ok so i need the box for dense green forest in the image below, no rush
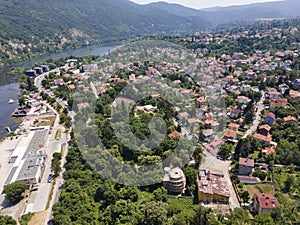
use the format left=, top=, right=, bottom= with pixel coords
left=0, top=0, right=208, bottom=66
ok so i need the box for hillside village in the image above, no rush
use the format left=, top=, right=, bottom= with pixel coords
left=1, top=18, right=299, bottom=224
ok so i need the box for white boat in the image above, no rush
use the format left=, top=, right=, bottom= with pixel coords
left=8, top=99, right=15, bottom=104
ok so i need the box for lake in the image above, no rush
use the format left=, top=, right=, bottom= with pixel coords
left=0, top=44, right=117, bottom=139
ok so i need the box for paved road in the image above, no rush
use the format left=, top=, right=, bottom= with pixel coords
left=90, top=81, right=99, bottom=99
left=34, top=72, right=71, bottom=225
left=242, top=91, right=265, bottom=139
left=200, top=150, right=240, bottom=210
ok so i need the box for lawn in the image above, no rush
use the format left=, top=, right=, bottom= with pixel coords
left=244, top=183, right=274, bottom=198
left=248, top=151, right=260, bottom=160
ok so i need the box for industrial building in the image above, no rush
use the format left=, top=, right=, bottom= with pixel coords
left=4, top=126, right=49, bottom=186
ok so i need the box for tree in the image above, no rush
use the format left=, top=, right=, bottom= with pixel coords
left=253, top=212, right=274, bottom=225
left=193, top=205, right=213, bottom=225
left=153, top=187, right=168, bottom=202
left=51, top=152, right=62, bottom=176
left=0, top=215, right=16, bottom=225
left=228, top=208, right=251, bottom=225
left=240, top=190, right=250, bottom=203
left=3, top=182, right=26, bottom=203
left=193, top=145, right=204, bottom=166
left=218, top=143, right=233, bottom=159
left=142, top=201, right=168, bottom=225
left=183, top=166, right=197, bottom=187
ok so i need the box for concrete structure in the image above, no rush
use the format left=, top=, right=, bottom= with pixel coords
left=253, top=193, right=279, bottom=213
left=238, top=157, right=254, bottom=176
left=163, top=167, right=186, bottom=194
left=238, top=175, right=261, bottom=184
left=197, top=168, right=230, bottom=204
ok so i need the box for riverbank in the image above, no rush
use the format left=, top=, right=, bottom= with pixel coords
left=0, top=83, right=20, bottom=140
left=0, top=44, right=118, bottom=141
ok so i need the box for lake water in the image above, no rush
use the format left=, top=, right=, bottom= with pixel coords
left=0, top=44, right=117, bottom=139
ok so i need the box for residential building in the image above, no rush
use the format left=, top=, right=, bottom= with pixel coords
left=269, top=98, right=287, bottom=108
left=264, top=113, right=276, bottom=125
left=254, top=133, right=272, bottom=144
left=230, top=109, right=241, bottom=119
left=197, top=168, right=230, bottom=204
left=223, top=129, right=237, bottom=140
left=283, top=116, right=296, bottom=123
left=262, top=147, right=276, bottom=155
left=253, top=193, right=279, bottom=213
left=168, top=131, right=181, bottom=139
left=163, top=167, right=186, bottom=194
left=259, top=124, right=271, bottom=136
left=238, top=157, right=254, bottom=176
left=237, top=96, right=251, bottom=104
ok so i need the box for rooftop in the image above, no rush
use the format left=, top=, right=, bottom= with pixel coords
left=239, top=157, right=254, bottom=168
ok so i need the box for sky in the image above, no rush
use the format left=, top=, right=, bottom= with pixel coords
left=129, top=0, right=282, bottom=9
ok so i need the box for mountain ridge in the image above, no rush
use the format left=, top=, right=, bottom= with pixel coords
left=0, top=0, right=300, bottom=65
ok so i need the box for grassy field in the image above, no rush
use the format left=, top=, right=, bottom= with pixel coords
left=244, top=183, right=274, bottom=198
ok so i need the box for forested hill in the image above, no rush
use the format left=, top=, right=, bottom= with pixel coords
left=0, top=0, right=208, bottom=66
left=1, top=0, right=300, bottom=66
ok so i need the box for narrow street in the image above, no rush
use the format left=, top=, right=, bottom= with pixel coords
left=242, top=91, right=265, bottom=139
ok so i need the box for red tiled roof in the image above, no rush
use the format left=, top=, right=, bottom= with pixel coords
left=265, top=112, right=275, bottom=120
left=239, top=157, right=254, bottom=167
left=262, top=147, right=276, bottom=155
left=228, top=123, right=239, bottom=129
left=254, top=133, right=272, bottom=143
left=259, top=124, right=271, bottom=132
left=224, top=129, right=237, bottom=139
left=255, top=193, right=279, bottom=210
left=283, top=116, right=296, bottom=122
left=168, top=131, right=181, bottom=139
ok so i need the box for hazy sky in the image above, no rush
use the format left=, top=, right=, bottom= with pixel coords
left=129, top=0, right=282, bottom=9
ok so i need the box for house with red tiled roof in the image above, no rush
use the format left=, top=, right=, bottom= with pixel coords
left=253, top=193, right=279, bottom=213
left=269, top=98, right=287, bottom=108
left=238, top=157, right=254, bottom=176
left=67, top=84, right=76, bottom=91
left=178, top=112, right=189, bottom=120
left=195, top=97, right=206, bottom=107
left=228, top=123, right=239, bottom=131
left=197, top=169, right=230, bottom=204
left=262, top=147, right=276, bottom=155
left=254, top=133, right=272, bottom=144
left=283, top=116, right=296, bottom=123
left=168, top=131, right=181, bottom=139
left=223, top=129, right=237, bottom=140
left=290, top=90, right=300, bottom=99
left=259, top=124, right=271, bottom=136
